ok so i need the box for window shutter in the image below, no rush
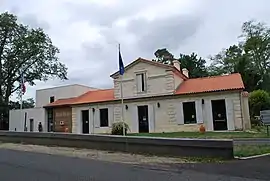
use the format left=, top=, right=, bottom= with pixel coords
left=204, top=99, right=213, bottom=131
left=94, top=109, right=100, bottom=128
left=131, top=106, right=138, bottom=133
left=196, top=100, right=203, bottom=124
left=136, top=74, right=142, bottom=92
left=109, top=107, right=114, bottom=127
left=148, top=104, right=155, bottom=132
left=89, top=108, right=93, bottom=133
left=225, top=99, right=235, bottom=130
left=176, top=102, right=184, bottom=125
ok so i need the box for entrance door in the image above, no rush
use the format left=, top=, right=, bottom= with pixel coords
left=81, top=110, right=89, bottom=134
left=211, top=99, right=228, bottom=131
left=138, top=105, right=149, bottom=133
left=29, top=119, right=34, bottom=132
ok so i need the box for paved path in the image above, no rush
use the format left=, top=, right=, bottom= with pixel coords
left=0, top=149, right=269, bottom=181
left=234, top=138, right=270, bottom=145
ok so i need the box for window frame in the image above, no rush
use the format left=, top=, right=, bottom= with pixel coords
left=50, top=96, right=55, bottom=103
left=182, top=101, right=197, bottom=124
left=99, top=108, right=109, bottom=127
left=136, top=72, right=147, bottom=93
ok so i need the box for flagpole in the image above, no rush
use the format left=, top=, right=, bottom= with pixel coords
left=20, top=69, right=24, bottom=131
left=119, top=44, right=125, bottom=136
left=20, top=91, right=25, bottom=131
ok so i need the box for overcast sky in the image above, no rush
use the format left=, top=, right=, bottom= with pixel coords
left=1, top=0, right=270, bottom=101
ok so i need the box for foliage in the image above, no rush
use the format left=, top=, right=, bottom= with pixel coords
left=154, top=48, right=174, bottom=64
left=249, top=90, right=270, bottom=119
left=111, top=122, right=130, bottom=135
left=9, top=98, right=35, bottom=110
left=209, top=20, right=270, bottom=92
left=179, top=52, right=209, bottom=78
left=153, top=48, right=209, bottom=78
left=0, top=12, right=68, bottom=129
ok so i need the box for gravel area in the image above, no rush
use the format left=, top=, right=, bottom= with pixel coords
left=0, top=142, right=190, bottom=165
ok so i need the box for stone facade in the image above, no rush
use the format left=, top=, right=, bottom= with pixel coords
left=71, top=91, right=249, bottom=134
left=113, top=61, right=182, bottom=99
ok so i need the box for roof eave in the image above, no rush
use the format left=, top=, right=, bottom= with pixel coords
left=176, top=88, right=244, bottom=95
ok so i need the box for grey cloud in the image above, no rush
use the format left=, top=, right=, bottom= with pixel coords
left=78, top=38, right=149, bottom=88
left=19, top=14, right=50, bottom=30
left=64, top=0, right=163, bottom=27
left=0, top=2, right=50, bottom=31
left=59, top=42, right=117, bottom=88
left=126, top=14, right=202, bottom=53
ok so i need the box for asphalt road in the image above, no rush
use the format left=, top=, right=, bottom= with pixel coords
left=0, top=149, right=269, bottom=181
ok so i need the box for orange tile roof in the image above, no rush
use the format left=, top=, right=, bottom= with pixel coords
left=74, top=89, right=115, bottom=105
left=44, top=89, right=114, bottom=107
left=44, top=73, right=244, bottom=107
left=175, top=73, right=244, bottom=95
left=45, top=97, right=78, bottom=107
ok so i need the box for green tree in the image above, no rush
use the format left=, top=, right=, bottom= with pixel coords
left=153, top=48, right=209, bottom=78
left=154, top=48, right=174, bottom=64
left=179, top=52, right=208, bottom=78
left=0, top=12, right=68, bottom=129
left=209, top=20, right=270, bottom=92
left=9, top=98, right=35, bottom=110
left=241, top=20, right=270, bottom=91
left=249, top=90, right=270, bottom=126
left=209, top=45, right=261, bottom=92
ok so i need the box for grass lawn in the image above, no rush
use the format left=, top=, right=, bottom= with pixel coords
left=234, top=145, right=270, bottom=157
left=128, top=130, right=269, bottom=139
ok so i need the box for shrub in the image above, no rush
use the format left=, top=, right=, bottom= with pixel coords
left=111, top=122, right=130, bottom=135
left=249, top=90, right=270, bottom=126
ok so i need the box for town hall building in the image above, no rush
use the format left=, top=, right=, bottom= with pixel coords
left=9, top=58, right=251, bottom=134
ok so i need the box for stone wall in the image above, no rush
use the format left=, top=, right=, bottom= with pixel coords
left=0, top=131, right=234, bottom=159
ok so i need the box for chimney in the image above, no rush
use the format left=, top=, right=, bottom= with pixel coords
left=182, top=68, right=189, bottom=78
left=172, top=59, right=180, bottom=71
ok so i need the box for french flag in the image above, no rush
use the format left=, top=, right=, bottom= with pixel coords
left=20, top=69, right=26, bottom=95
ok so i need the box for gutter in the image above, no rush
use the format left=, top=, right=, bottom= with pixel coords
left=239, top=91, right=244, bottom=130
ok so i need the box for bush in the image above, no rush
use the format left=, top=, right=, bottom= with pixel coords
left=249, top=90, right=270, bottom=118
left=111, top=122, right=130, bottom=135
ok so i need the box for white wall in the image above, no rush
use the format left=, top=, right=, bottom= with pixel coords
left=71, top=91, right=244, bottom=134
left=72, top=105, right=114, bottom=134
left=35, top=84, right=97, bottom=107
left=9, top=108, right=46, bottom=132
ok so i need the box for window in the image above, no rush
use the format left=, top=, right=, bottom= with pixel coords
left=183, top=102, right=197, bottom=124
left=47, top=109, right=53, bottom=119
left=50, top=96, right=55, bottom=103
left=99, top=108, right=109, bottom=127
left=47, top=109, right=54, bottom=132
left=136, top=73, right=146, bottom=92
left=29, top=119, right=34, bottom=132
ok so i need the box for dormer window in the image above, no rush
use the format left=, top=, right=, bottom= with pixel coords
left=136, top=73, right=146, bottom=92
left=50, top=96, right=55, bottom=103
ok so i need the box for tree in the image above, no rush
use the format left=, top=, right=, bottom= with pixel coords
left=9, top=98, right=35, bottom=110
left=249, top=90, right=270, bottom=126
left=154, top=48, right=174, bottom=64
left=0, top=12, right=68, bottom=129
left=241, top=20, right=270, bottom=91
left=153, top=48, right=209, bottom=78
left=209, top=44, right=261, bottom=92
left=209, top=20, right=270, bottom=92
left=179, top=52, right=208, bottom=78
